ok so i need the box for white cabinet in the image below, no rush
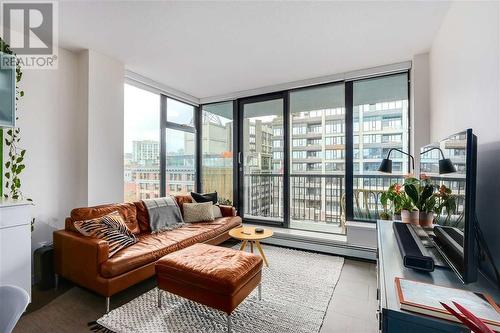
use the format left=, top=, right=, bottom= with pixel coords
left=0, top=200, right=32, bottom=301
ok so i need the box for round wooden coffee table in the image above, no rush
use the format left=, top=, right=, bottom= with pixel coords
left=229, top=226, right=273, bottom=267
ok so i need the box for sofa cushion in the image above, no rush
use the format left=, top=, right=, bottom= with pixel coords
left=134, top=201, right=151, bottom=233
left=100, top=216, right=242, bottom=278
left=71, top=203, right=140, bottom=234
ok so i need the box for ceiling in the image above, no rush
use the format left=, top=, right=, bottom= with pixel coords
left=59, top=1, right=450, bottom=99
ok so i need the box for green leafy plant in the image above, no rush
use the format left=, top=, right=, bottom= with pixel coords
left=0, top=37, right=29, bottom=201
left=403, top=176, right=436, bottom=213
left=218, top=197, right=232, bottom=206
left=383, top=175, right=458, bottom=224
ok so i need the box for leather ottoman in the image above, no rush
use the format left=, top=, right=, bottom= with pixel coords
left=155, top=243, right=263, bottom=332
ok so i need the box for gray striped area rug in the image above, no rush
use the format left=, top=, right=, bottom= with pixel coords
left=95, top=245, right=344, bottom=333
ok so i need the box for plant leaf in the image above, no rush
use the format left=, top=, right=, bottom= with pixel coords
left=405, top=184, right=419, bottom=206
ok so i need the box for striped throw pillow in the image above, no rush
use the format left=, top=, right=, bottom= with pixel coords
left=74, top=211, right=137, bottom=257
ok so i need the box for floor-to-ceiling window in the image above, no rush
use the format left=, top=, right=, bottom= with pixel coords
left=201, top=102, right=234, bottom=204
left=352, top=73, right=409, bottom=221
left=164, top=98, right=196, bottom=195
left=124, top=83, right=199, bottom=201
left=289, top=84, right=345, bottom=233
left=222, top=71, right=409, bottom=233
left=123, top=83, right=161, bottom=201
left=125, top=70, right=409, bottom=233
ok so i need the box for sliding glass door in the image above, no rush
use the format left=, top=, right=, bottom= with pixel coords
left=239, top=95, right=285, bottom=224
left=289, top=84, right=345, bottom=233
left=200, top=71, right=410, bottom=233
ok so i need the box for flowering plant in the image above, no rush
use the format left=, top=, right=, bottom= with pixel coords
left=380, top=183, right=411, bottom=216
left=433, top=184, right=456, bottom=223
left=381, top=174, right=456, bottom=221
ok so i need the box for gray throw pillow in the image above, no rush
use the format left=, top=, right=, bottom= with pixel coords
left=192, top=195, right=223, bottom=218
left=183, top=202, right=215, bottom=223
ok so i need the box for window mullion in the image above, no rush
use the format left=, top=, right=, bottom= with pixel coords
left=345, top=81, right=354, bottom=221
left=160, top=94, right=167, bottom=197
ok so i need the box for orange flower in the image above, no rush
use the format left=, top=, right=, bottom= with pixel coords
left=439, top=185, right=446, bottom=194
left=395, top=184, right=402, bottom=194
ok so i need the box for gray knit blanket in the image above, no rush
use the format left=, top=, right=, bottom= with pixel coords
left=142, top=197, right=185, bottom=233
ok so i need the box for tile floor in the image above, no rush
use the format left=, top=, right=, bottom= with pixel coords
left=321, top=259, right=379, bottom=333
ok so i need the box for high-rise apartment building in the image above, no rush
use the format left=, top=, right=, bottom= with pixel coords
left=132, top=140, right=159, bottom=165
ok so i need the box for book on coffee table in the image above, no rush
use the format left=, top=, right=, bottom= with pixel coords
left=395, top=277, right=500, bottom=331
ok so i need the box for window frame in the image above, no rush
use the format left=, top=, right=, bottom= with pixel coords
left=198, top=70, right=410, bottom=229
left=160, top=94, right=199, bottom=197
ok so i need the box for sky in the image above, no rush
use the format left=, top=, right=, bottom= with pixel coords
left=124, top=84, right=160, bottom=153
left=124, top=84, right=194, bottom=154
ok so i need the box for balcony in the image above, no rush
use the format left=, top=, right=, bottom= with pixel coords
left=243, top=173, right=405, bottom=234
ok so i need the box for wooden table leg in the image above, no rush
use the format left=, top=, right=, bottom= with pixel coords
left=250, top=241, right=254, bottom=253
left=239, top=240, right=248, bottom=251
left=255, top=241, right=269, bottom=267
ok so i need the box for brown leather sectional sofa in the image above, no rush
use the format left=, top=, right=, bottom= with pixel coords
left=53, top=195, right=241, bottom=310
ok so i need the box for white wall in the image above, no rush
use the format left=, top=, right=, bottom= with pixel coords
left=18, top=48, right=87, bottom=248
left=429, top=1, right=500, bottom=278
left=17, top=48, right=125, bottom=248
left=85, top=50, right=125, bottom=206
left=411, top=53, right=431, bottom=166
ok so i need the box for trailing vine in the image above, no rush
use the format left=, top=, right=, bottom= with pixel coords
left=0, top=37, right=29, bottom=201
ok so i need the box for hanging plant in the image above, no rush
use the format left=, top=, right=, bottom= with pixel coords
left=0, top=37, right=29, bottom=201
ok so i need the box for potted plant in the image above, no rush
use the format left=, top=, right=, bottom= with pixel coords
left=380, top=190, right=391, bottom=220
left=403, top=176, right=432, bottom=226
left=380, top=183, right=408, bottom=221
left=400, top=192, right=419, bottom=224
left=433, top=184, right=456, bottom=225
left=404, top=175, right=443, bottom=227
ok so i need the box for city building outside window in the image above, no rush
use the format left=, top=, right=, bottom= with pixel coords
left=123, top=84, right=161, bottom=201
left=124, top=83, right=199, bottom=201
left=353, top=73, right=409, bottom=221
left=201, top=102, right=234, bottom=204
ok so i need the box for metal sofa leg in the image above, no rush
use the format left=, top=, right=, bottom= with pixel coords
left=158, top=289, right=162, bottom=308
left=227, top=313, right=232, bottom=333
left=258, top=283, right=262, bottom=301
left=106, top=297, right=110, bottom=313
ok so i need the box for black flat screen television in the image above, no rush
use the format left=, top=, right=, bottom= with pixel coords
left=420, top=129, right=477, bottom=283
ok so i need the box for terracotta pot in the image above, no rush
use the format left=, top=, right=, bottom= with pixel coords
left=401, top=210, right=419, bottom=225
left=419, top=211, right=434, bottom=227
